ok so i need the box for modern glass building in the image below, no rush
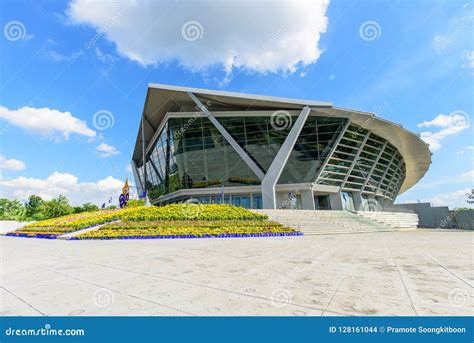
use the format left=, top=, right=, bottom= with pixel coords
left=131, top=84, right=431, bottom=211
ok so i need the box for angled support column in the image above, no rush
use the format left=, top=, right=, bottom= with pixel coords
left=187, top=92, right=265, bottom=180
left=131, top=159, right=143, bottom=194
left=361, top=141, right=387, bottom=190
left=141, top=114, right=149, bottom=205
left=375, top=153, right=396, bottom=194
left=149, top=159, right=164, bottom=184
left=262, top=106, right=311, bottom=209
left=340, top=132, right=370, bottom=189
left=313, top=119, right=351, bottom=187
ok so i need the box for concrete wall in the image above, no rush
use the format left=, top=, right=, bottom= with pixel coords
left=432, top=206, right=451, bottom=228
left=451, top=210, right=474, bottom=230
left=0, top=221, right=33, bottom=234
left=394, top=203, right=473, bottom=229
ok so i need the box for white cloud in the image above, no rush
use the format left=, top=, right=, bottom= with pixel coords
left=37, top=38, right=83, bottom=63
left=420, top=127, right=466, bottom=151
left=94, top=47, right=116, bottom=64
left=0, top=171, right=127, bottom=206
left=429, top=188, right=472, bottom=208
left=67, top=0, right=329, bottom=74
left=0, top=155, right=26, bottom=171
left=417, top=113, right=468, bottom=128
left=461, top=50, right=474, bottom=69
left=0, top=105, right=96, bottom=140
left=431, top=15, right=474, bottom=53
left=95, top=143, right=119, bottom=158
left=459, top=169, right=474, bottom=181
left=408, top=169, right=474, bottom=191
left=417, top=111, right=469, bottom=151
left=431, top=35, right=446, bottom=51
left=456, top=146, right=474, bottom=154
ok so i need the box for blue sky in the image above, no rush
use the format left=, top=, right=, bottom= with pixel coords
left=0, top=0, right=472, bottom=207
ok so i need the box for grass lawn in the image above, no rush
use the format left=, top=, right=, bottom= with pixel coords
left=7, top=204, right=301, bottom=239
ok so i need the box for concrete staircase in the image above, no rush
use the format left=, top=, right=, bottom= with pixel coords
left=356, top=211, right=419, bottom=229
left=254, top=209, right=394, bottom=235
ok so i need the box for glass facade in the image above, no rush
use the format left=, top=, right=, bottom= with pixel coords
left=278, top=116, right=346, bottom=183
left=217, top=116, right=346, bottom=184
left=317, top=123, right=406, bottom=200
left=141, top=117, right=260, bottom=202
left=139, top=116, right=406, bottom=204
left=217, top=116, right=295, bottom=172
left=158, top=194, right=263, bottom=209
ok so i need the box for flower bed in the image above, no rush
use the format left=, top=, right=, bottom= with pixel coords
left=118, top=204, right=267, bottom=221
left=73, top=220, right=299, bottom=240
left=21, top=210, right=123, bottom=230
left=6, top=232, right=61, bottom=239
left=7, top=204, right=293, bottom=240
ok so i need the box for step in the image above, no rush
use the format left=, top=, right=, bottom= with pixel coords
left=356, top=211, right=419, bottom=229
left=254, top=209, right=395, bottom=235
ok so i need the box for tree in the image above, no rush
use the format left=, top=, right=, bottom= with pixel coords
left=126, top=199, right=145, bottom=208
left=0, top=198, right=26, bottom=220
left=73, top=202, right=99, bottom=214
left=41, top=195, right=73, bottom=219
left=26, top=195, right=44, bottom=219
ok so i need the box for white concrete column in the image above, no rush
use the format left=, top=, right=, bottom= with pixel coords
left=131, top=160, right=143, bottom=195
left=329, top=193, right=343, bottom=210
left=300, top=189, right=315, bottom=210
left=262, top=106, right=311, bottom=209
left=352, top=192, right=363, bottom=210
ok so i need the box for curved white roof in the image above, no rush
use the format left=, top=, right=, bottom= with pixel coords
left=133, top=83, right=431, bottom=194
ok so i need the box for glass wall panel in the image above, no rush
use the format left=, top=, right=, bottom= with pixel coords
left=316, top=123, right=406, bottom=201
left=252, top=194, right=263, bottom=209
left=278, top=117, right=347, bottom=183
left=218, top=116, right=294, bottom=172
left=142, top=117, right=261, bottom=202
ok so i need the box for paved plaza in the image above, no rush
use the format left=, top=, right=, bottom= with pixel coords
left=1, top=230, right=472, bottom=316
